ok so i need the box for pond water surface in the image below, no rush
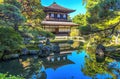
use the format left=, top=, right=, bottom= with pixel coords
left=0, top=51, right=120, bottom=79
left=36, top=51, right=114, bottom=79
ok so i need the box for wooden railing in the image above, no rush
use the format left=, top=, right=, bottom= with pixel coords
left=45, top=18, right=71, bottom=22
left=55, top=36, right=85, bottom=42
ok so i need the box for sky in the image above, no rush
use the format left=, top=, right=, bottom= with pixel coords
left=41, top=0, right=86, bottom=18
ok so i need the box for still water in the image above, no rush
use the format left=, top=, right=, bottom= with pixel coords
left=0, top=51, right=120, bottom=79
left=37, top=51, right=113, bottom=79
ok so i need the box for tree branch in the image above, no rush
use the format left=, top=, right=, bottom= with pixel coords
left=90, top=21, right=120, bottom=34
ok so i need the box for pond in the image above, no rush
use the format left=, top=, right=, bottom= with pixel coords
left=0, top=50, right=120, bottom=79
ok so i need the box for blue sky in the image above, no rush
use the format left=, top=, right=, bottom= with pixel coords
left=41, top=0, right=86, bottom=18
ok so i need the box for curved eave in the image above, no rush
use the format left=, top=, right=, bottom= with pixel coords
left=43, top=7, right=75, bottom=13
left=41, top=21, right=79, bottom=26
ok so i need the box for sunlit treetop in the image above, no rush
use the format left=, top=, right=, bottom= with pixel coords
left=0, top=0, right=4, bottom=4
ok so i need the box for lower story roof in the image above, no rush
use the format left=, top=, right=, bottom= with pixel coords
left=41, top=21, right=79, bottom=26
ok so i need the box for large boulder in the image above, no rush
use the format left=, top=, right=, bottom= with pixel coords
left=52, top=43, right=60, bottom=54
left=38, top=43, right=44, bottom=56
left=38, top=39, right=60, bottom=57
left=21, top=48, right=29, bottom=55
left=96, top=44, right=106, bottom=62
left=96, top=44, right=106, bottom=55
left=96, top=44, right=106, bottom=52
left=46, top=39, right=50, bottom=45
left=38, top=43, right=44, bottom=49
left=39, top=45, right=51, bottom=57
left=3, top=54, right=19, bottom=60
left=29, top=50, right=38, bottom=55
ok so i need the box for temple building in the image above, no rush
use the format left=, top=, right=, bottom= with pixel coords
left=41, top=2, right=78, bottom=36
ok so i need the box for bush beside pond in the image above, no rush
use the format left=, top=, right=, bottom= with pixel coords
left=0, top=73, right=24, bottom=79
left=0, top=27, right=24, bottom=60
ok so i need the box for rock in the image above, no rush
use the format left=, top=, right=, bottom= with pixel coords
left=38, top=43, right=43, bottom=49
left=10, top=54, right=19, bottom=58
left=96, top=44, right=106, bottom=56
left=96, top=44, right=106, bottom=62
left=96, top=44, right=106, bottom=52
left=96, top=49, right=104, bottom=56
left=38, top=39, right=61, bottom=57
left=42, top=45, right=51, bottom=55
left=29, top=50, right=38, bottom=55
left=46, top=39, right=50, bottom=45
left=52, top=43, right=60, bottom=54
left=39, top=45, right=51, bottom=57
left=38, top=43, right=44, bottom=56
left=3, top=54, right=19, bottom=60
left=38, top=50, right=42, bottom=56
left=96, top=54, right=105, bottom=63
left=21, top=48, right=29, bottom=55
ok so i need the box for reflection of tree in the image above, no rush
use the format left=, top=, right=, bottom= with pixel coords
left=0, top=56, right=43, bottom=78
left=19, top=56, right=43, bottom=78
left=0, top=59, right=24, bottom=76
left=82, top=52, right=116, bottom=78
left=71, top=41, right=80, bottom=48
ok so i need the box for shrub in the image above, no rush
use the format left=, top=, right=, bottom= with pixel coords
left=0, top=27, right=24, bottom=59
left=0, top=73, right=24, bottom=79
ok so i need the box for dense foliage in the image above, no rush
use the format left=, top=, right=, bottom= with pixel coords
left=73, top=0, right=120, bottom=35
left=0, top=73, right=24, bottom=79
left=72, top=0, right=120, bottom=78
left=19, top=0, right=55, bottom=39
left=0, top=27, right=24, bottom=59
left=0, top=1, right=25, bottom=31
left=0, top=0, right=54, bottom=60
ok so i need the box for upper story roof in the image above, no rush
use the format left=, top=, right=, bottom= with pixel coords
left=43, top=2, right=75, bottom=13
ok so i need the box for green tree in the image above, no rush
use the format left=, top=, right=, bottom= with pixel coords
left=0, top=27, right=24, bottom=60
left=72, top=0, right=120, bottom=77
left=73, top=14, right=87, bottom=25
left=20, top=0, right=54, bottom=39
left=4, top=0, right=22, bottom=9
left=19, top=0, right=45, bottom=28
left=73, top=0, right=120, bottom=38
left=0, top=0, right=25, bottom=32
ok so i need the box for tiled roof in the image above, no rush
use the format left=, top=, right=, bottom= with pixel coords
left=43, top=2, right=75, bottom=13
left=41, top=21, right=79, bottom=26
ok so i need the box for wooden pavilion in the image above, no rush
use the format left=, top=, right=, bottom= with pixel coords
left=41, top=2, right=78, bottom=36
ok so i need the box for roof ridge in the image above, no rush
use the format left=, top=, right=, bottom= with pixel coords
left=43, top=2, right=75, bottom=13
left=48, top=2, right=74, bottom=11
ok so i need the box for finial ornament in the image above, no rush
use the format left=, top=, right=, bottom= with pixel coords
left=53, top=0, right=56, bottom=4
